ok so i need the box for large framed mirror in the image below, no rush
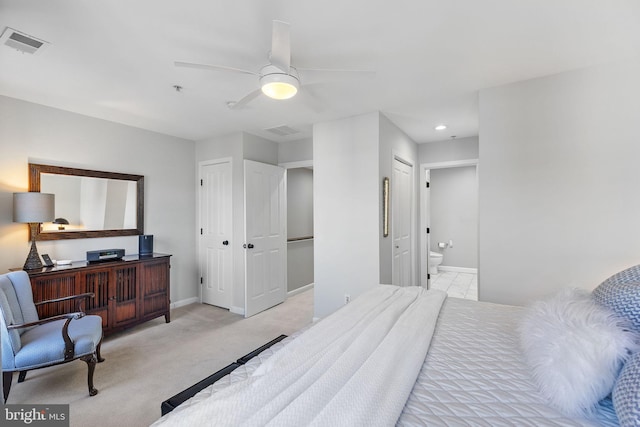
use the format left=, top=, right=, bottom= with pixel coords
left=29, top=163, right=144, bottom=240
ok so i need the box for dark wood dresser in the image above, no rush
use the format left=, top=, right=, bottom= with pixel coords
left=17, top=253, right=171, bottom=336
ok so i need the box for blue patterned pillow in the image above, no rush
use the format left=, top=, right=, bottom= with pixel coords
left=613, top=351, right=640, bottom=427
left=592, top=265, right=640, bottom=333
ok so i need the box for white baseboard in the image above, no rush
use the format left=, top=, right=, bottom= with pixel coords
left=229, top=306, right=245, bottom=316
left=288, top=283, right=314, bottom=297
left=170, top=297, right=199, bottom=309
left=438, top=266, right=478, bottom=274
left=221, top=284, right=313, bottom=317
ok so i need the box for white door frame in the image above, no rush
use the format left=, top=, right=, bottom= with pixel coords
left=420, top=159, right=478, bottom=288
left=198, top=157, right=233, bottom=304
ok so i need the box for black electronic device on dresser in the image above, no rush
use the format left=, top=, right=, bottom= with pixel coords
left=87, top=248, right=125, bottom=263
left=139, top=234, right=154, bottom=255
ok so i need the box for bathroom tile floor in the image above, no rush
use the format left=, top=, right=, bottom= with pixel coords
left=430, top=270, right=478, bottom=300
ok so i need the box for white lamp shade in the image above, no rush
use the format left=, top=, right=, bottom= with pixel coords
left=13, top=192, right=55, bottom=223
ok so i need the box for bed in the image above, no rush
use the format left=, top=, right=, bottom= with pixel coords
left=152, top=266, right=640, bottom=427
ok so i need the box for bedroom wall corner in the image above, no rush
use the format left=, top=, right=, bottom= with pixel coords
left=0, top=95, right=198, bottom=305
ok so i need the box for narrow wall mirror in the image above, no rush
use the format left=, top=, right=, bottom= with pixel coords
left=29, top=163, right=144, bottom=240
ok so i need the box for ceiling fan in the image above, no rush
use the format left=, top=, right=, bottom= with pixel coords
left=175, top=20, right=373, bottom=109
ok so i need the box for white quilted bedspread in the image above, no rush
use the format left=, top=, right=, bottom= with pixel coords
left=154, top=285, right=446, bottom=427
left=397, top=297, right=619, bottom=427
left=162, top=295, right=620, bottom=426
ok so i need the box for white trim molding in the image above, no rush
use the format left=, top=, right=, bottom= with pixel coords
left=279, top=160, right=313, bottom=169
left=421, top=159, right=478, bottom=170
left=170, top=297, right=200, bottom=309
left=438, top=266, right=478, bottom=274
left=288, top=283, right=314, bottom=297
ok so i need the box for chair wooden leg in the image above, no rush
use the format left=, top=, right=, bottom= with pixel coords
left=81, top=355, right=98, bottom=396
left=96, top=340, right=105, bottom=363
left=3, top=371, right=13, bottom=403
left=18, top=370, right=27, bottom=383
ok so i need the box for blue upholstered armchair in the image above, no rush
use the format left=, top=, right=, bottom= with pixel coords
left=0, top=271, right=104, bottom=402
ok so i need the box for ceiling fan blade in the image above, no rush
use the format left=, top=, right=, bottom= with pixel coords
left=174, top=61, right=259, bottom=76
left=297, top=67, right=375, bottom=76
left=270, top=20, right=291, bottom=72
left=227, top=88, right=263, bottom=110
left=297, top=67, right=376, bottom=85
left=299, top=84, right=325, bottom=113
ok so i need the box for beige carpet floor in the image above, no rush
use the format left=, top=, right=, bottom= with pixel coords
left=5, top=289, right=313, bottom=427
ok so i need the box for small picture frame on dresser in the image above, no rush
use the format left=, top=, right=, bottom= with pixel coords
left=41, top=254, right=54, bottom=267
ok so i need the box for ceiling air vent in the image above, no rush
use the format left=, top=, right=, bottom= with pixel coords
left=1, top=27, right=49, bottom=54
left=265, top=125, right=300, bottom=137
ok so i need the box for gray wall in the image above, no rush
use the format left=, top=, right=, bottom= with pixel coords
left=279, top=138, right=313, bottom=164
left=313, top=112, right=420, bottom=318
left=479, top=58, right=640, bottom=305
left=419, top=136, right=479, bottom=164
left=287, top=168, right=314, bottom=239
left=313, top=112, right=380, bottom=318
left=430, top=166, right=477, bottom=269
left=287, top=168, right=314, bottom=292
left=378, top=114, right=419, bottom=285
left=0, top=95, right=197, bottom=304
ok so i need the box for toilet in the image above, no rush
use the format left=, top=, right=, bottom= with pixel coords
left=429, top=251, right=443, bottom=275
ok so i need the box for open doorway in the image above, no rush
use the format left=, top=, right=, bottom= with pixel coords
left=282, top=161, right=314, bottom=296
left=421, top=160, right=478, bottom=299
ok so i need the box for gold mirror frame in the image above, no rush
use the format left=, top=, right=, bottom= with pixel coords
left=383, top=177, right=389, bottom=237
left=29, top=163, right=144, bottom=241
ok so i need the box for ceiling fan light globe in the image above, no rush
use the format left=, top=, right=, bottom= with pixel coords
left=260, top=73, right=299, bottom=100
left=262, top=82, right=297, bottom=99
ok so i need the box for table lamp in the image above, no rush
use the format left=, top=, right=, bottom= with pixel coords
left=13, top=192, right=55, bottom=270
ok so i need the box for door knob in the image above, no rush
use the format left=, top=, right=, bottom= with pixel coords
left=243, top=243, right=254, bottom=249
left=222, top=240, right=229, bottom=246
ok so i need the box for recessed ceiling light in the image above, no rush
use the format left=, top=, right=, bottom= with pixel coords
left=435, top=124, right=447, bottom=131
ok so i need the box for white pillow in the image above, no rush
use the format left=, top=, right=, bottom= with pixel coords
left=519, top=288, right=640, bottom=417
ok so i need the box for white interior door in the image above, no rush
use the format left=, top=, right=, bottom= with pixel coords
left=244, top=160, right=287, bottom=317
left=392, top=157, right=413, bottom=287
left=199, top=160, right=233, bottom=309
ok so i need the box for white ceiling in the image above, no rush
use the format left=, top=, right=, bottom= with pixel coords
left=1, top=1, right=639, bottom=144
